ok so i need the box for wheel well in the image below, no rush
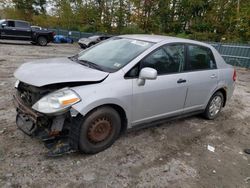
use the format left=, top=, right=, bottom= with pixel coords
left=87, top=104, right=128, bottom=135
left=216, top=88, right=227, bottom=107
left=109, top=104, right=127, bottom=134
left=37, top=35, right=48, bottom=40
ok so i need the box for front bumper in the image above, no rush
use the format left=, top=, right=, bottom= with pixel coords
left=13, top=92, right=77, bottom=156
left=13, top=92, right=43, bottom=135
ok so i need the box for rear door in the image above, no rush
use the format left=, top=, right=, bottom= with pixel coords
left=183, top=44, right=218, bottom=113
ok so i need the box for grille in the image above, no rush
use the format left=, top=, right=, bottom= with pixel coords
left=17, top=82, right=45, bottom=107
left=18, top=89, right=36, bottom=107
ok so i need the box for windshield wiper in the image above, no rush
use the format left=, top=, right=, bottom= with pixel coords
left=78, top=59, right=104, bottom=71
left=69, top=55, right=106, bottom=71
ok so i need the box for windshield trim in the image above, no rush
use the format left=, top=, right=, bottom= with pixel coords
left=117, top=37, right=157, bottom=44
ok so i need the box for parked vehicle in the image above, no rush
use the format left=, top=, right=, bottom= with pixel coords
left=54, top=35, right=74, bottom=44
left=0, top=19, right=55, bottom=46
left=78, top=35, right=112, bottom=49
left=13, top=35, right=236, bottom=156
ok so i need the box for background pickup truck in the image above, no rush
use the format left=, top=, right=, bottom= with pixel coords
left=0, top=19, right=55, bottom=46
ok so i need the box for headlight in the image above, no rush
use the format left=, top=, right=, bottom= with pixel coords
left=32, top=88, right=81, bottom=115
left=15, top=80, right=20, bottom=88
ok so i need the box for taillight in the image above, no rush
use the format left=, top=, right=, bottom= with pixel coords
left=233, top=69, right=236, bottom=81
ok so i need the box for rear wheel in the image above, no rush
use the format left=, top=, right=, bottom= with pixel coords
left=78, top=107, right=121, bottom=154
left=203, top=91, right=224, bottom=120
left=37, top=36, right=48, bottom=46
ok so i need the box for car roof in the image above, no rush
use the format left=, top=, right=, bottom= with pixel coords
left=119, top=34, right=212, bottom=47
left=119, top=34, right=174, bottom=43
left=3, top=19, right=29, bottom=23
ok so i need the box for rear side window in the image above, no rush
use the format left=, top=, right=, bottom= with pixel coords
left=186, top=45, right=216, bottom=71
left=15, top=21, right=30, bottom=28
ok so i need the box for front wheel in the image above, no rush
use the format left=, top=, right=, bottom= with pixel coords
left=37, top=36, right=48, bottom=46
left=78, top=107, right=121, bottom=154
left=203, top=91, right=224, bottom=120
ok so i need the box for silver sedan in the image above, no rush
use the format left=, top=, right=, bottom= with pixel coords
left=14, top=35, right=236, bottom=156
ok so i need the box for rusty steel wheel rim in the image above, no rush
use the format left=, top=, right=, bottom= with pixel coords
left=87, top=117, right=112, bottom=143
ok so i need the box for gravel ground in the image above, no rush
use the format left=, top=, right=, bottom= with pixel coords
left=0, top=40, right=250, bottom=188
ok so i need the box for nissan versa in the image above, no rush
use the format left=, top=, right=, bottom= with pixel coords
left=13, top=35, right=236, bottom=156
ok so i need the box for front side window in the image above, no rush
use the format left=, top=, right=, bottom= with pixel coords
left=7, top=21, right=15, bottom=27
left=186, top=45, right=216, bottom=71
left=140, top=44, right=185, bottom=75
left=78, top=37, right=153, bottom=72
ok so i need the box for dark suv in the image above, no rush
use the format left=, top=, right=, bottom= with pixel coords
left=0, top=19, right=55, bottom=46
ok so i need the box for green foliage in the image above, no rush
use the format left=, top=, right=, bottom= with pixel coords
left=1, top=0, right=250, bottom=42
left=120, top=24, right=145, bottom=34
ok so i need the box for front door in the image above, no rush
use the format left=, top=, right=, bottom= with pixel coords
left=131, top=44, right=188, bottom=126
left=1, top=20, right=16, bottom=38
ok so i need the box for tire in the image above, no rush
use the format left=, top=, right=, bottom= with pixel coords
left=203, top=91, right=224, bottom=120
left=37, top=36, right=48, bottom=46
left=78, top=106, right=121, bottom=154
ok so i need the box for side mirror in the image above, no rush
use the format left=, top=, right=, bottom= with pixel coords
left=1, top=23, right=6, bottom=28
left=137, top=67, right=157, bottom=86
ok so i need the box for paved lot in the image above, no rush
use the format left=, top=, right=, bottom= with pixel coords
left=0, top=40, right=250, bottom=188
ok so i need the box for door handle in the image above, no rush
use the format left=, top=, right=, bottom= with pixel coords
left=12, top=29, right=16, bottom=30
left=177, top=78, right=186, bottom=84
left=210, top=74, right=217, bottom=79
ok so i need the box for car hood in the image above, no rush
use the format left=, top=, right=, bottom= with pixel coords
left=14, top=57, right=109, bottom=87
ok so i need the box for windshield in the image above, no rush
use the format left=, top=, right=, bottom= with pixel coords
left=78, top=37, right=154, bottom=72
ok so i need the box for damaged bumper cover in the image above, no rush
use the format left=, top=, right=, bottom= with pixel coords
left=13, top=92, right=41, bottom=135
left=13, top=92, right=79, bottom=156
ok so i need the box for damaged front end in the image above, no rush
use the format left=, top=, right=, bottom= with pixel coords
left=13, top=81, right=81, bottom=157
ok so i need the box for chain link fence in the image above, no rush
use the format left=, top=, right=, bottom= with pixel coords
left=208, top=42, right=250, bottom=68
left=49, top=28, right=102, bottom=42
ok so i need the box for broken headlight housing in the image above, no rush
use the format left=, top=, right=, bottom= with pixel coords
left=32, top=88, right=81, bottom=115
